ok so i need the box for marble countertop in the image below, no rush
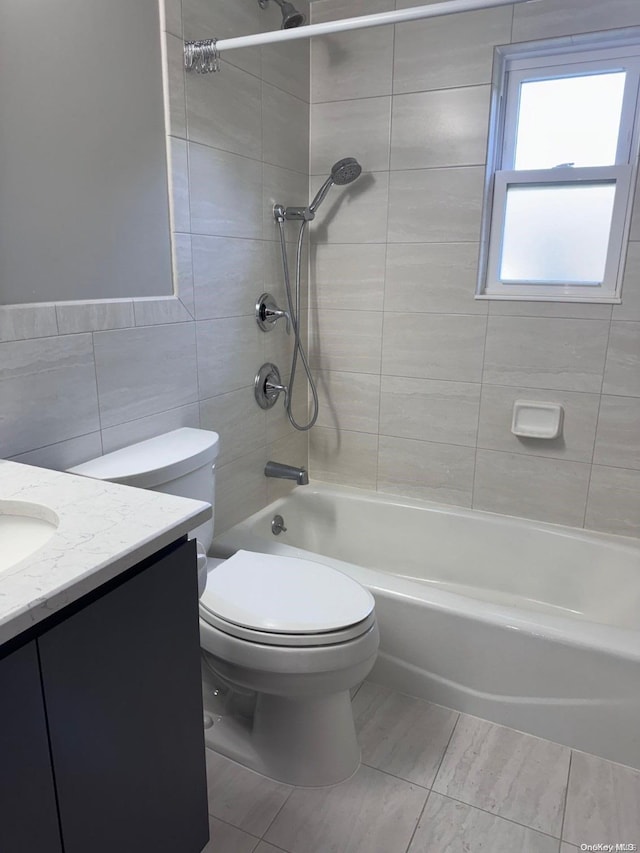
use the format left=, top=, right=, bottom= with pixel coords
left=0, top=459, right=211, bottom=645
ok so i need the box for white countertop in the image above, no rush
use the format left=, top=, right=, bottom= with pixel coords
left=0, top=459, right=211, bottom=645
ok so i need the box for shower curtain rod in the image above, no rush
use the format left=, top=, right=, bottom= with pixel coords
left=184, top=0, right=533, bottom=72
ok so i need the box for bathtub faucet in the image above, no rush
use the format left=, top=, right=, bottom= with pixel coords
left=264, top=461, right=309, bottom=486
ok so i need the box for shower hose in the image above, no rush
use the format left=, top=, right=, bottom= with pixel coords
left=277, top=217, right=319, bottom=432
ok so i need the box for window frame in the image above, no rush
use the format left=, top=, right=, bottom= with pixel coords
left=477, top=33, right=640, bottom=304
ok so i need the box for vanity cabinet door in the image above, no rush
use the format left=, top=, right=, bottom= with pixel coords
left=38, top=540, right=209, bottom=853
left=0, top=641, right=63, bottom=853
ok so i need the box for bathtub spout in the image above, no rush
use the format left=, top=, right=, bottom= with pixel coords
left=265, top=461, right=309, bottom=485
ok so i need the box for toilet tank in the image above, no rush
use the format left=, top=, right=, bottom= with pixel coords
left=68, top=428, right=220, bottom=551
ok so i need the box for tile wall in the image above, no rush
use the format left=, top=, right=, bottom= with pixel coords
left=308, top=0, right=640, bottom=537
left=0, top=0, right=310, bottom=534
left=3, top=0, right=640, bottom=539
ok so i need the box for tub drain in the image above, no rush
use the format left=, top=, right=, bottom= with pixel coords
left=271, top=514, right=287, bottom=535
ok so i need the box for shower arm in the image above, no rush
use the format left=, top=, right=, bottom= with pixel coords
left=184, top=0, right=533, bottom=71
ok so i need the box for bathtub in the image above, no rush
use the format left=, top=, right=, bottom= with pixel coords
left=212, top=483, right=640, bottom=769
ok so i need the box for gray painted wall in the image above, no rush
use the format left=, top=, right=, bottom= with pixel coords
left=0, top=0, right=173, bottom=304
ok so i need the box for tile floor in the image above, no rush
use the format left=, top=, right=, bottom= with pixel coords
left=202, top=681, right=640, bottom=853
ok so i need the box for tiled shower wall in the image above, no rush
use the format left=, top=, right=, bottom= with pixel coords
left=3, top=0, right=640, bottom=539
left=0, top=0, right=310, bottom=534
left=307, top=0, right=640, bottom=537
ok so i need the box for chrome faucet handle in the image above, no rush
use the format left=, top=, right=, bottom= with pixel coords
left=256, top=292, right=291, bottom=334
left=255, top=363, right=288, bottom=410
left=265, top=378, right=289, bottom=408
left=267, top=306, right=291, bottom=335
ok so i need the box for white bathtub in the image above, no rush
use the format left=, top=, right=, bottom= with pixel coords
left=212, top=483, right=640, bottom=769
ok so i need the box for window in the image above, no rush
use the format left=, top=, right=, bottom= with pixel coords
left=478, top=36, right=640, bottom=303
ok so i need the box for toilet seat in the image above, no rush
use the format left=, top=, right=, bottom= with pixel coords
left=200, top=608, right=377, bottom=647
left=199, top=550, right=375, bottom=647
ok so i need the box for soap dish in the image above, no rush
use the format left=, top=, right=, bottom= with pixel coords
left=511, top=400, right=564, bottom=439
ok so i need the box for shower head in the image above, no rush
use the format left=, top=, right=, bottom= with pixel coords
left=276, top=0, right=306, bottom=28
left=331, top=157, right=362, bottom=185
left=259, top=0, right=306, bottom=29
left=278, top=157, right=363, bottom=222
left=307, top=157, right=362, bottom=216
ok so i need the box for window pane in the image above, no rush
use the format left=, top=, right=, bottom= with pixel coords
left=514, top=72, right=626, bottom=169
left=499, top=183, right=616, bottom=284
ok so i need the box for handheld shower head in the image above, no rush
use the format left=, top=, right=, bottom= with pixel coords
left=308, top=157, right=362, bottom=215
left=331, top=157, right=362, bottom=185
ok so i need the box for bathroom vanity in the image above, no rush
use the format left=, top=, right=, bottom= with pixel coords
left=0, top=461, right=212, bottom=853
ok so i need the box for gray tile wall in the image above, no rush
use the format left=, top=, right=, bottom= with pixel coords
left=3, top=0, right=639, bottom=539
left=0, top=0, right=310, bottom=534
left=308, top=0, right=640, bottom=537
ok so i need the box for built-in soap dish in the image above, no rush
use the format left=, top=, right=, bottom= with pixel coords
left=511, top=400, right=564, bottom=439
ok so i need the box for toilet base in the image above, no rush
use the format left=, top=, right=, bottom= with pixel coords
left=203, top=689, right=361, bottom=787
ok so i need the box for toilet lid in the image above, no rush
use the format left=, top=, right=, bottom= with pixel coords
left=200, top=550, right=375, bottom=634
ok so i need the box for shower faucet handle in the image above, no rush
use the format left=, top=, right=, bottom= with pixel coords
left=256, top=292, right=290, bottom=334
left=271, top=306, right=291, bottom=335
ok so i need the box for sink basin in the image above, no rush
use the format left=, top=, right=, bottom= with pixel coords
left=0, top=500, right=59, bottom=574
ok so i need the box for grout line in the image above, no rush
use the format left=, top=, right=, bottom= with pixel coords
left=260, top=77, right=266, bottom=177
left=185, top=48, right=311, bottom=109
left=184, top=133, right=309, bottom=179
left=426, top=790, right=565, bottom=842
left=376, top=432, right=482, bottom=452
left=401, top=711, right=463, bottom=853
left=559, top=751, right=573, bottom=845
left=375, top=8, right=396, bottom=496
left=182, top=133, right=310, bottom=180
left=471, top=313, right=490, bottom=510
left=582, top=312, right=614, bottom=527
left=193, top=320, right=203, bottom=423
left=186, top=232, right=305, bottom=248
left=402, top=789, right=432, bottom=853
left=308, top=238, right=481, bottom=245
left=207, top=813, right=262, bottom=844
left=360, top=762, right=431, bottom=790
left=255, top=840, right=291, bottom=853
left=259, top=785, right=297, bottom=843
left=312, top=80, right=494, bottom=107
left=469, top=380, right=611, bottom=395
left=7, top=430, right=103, bottom=464
left=316, top=307, right=481, bottom=315
left=431, top=709, right=461, bottom=790
left=182, top=127, right=193, bottom=235
left=310, top=163, right=486, bottom=177
left=90, top=332, right=105, bottom=454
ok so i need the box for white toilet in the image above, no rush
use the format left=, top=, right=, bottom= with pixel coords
left=69, top=428, right=379, bottom=787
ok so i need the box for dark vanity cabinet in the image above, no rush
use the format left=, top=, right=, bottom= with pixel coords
left=0, top=539, right=209, bottom=853
left=0, top=641, right=62, bottom=852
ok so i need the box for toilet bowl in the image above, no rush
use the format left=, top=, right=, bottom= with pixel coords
left=69, top=428, right=379, bottom=787
left=200, top=551, right=378, bottom=785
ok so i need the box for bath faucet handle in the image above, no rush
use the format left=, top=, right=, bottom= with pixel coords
left=268, top=306, right=291, bottom=335
left=256, top=292, right=290, bottom=334
left=265, top=379, right=289, bottom=407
